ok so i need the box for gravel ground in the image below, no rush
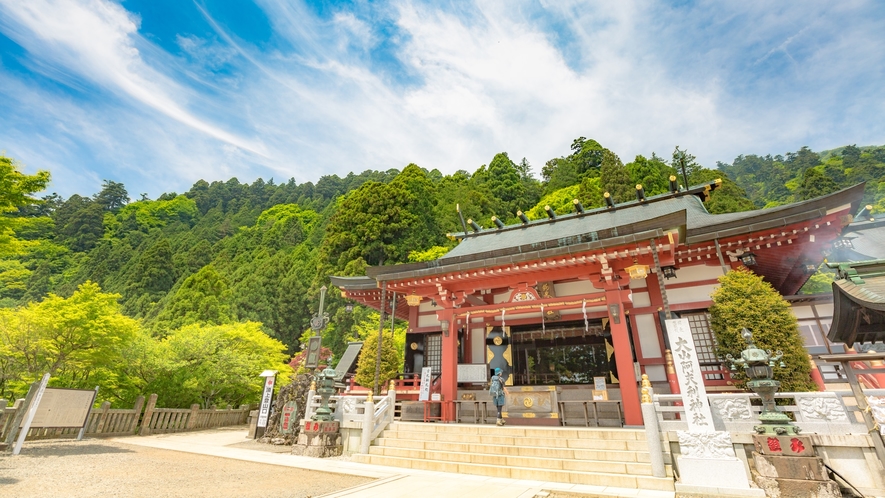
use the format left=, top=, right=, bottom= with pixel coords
left=0, top=438, right=373, bottom=498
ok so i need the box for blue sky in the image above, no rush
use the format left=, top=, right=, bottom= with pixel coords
left=1, top=1, right=883, bottom=199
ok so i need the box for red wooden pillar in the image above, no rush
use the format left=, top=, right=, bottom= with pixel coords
left=665, top=349, right=681, bottom=395
left=439, top=310, right=458, bottom=420
left=605, top=288, right=643, bottom=426
left=808, top=355, right=826, bottom=392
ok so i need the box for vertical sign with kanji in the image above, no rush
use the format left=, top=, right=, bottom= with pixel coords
left=257, top=375, right=276, bottom=429
left=665, top=318, right=715, bottom=431
left=418, top=366, right=432, bottom=401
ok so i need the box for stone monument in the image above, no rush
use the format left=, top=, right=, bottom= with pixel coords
left=665, top=318, right=764, bottom=497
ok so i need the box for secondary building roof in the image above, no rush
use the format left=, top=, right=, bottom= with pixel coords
left=827, top=260, right=885, bottom=346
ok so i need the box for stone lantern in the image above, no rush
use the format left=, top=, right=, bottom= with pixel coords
left=726, top=328, right=797, bottom=435
left=312, top=367, right=338, bottom=422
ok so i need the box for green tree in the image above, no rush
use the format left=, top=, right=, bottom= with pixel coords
left=543, top=137, right=605, bottom=193
left=147, top=322, right=292, bottom=408
left=54, top=196, right=105, bottom=251
left=0, top=281, right=139, bottom=399
left=600, top=150, right=633, bottom=203
left=626, top=154, right=674, bottom=196
left=709, top=269, right=816, bottom=392
left=94, top=180, right=130, bottom=211
left=321, top=181, right=419, bottom=272
left=153, top=264, right=232, bottom=333
left=796, top=167, right=840, bottom=201
left=350, top=311, right=404, bottom=392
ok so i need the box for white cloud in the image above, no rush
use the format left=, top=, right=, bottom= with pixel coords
left=0, top=0, right=883, bottom=199
left=0, top=0, right=266, bottom=157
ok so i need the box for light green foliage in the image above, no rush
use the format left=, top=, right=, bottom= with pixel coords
left=0, top=259, right=31, bottom=302
left=245, top=203, right=317, bottom=248
left=146, top=322, right=292, bottom=408
left=526, top=185, right=580, bottom=218
left=799, top=266, right=836, bottom=294
left=0, top=155, right=50, bottom=257
left=408, top=246, right=451, bottom=262
left=109, top=195, right=198, bottom=235
left=709, top=269, right=816, bottom=392
left=0, top=281, right=139, bottom=400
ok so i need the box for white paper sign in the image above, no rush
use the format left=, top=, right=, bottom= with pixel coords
left=418, top=367, right=432, bottom=401
left=666, top=318, right=715, bottom=432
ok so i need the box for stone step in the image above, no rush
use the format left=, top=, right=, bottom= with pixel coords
left=374, top=437, right=653, bottom=462
left=352, top=453, right=675, bottom=491
left=367, top=445, right=671, bottom=476
left=378, top=429, right=651, bottom=451
left=385, top=422, right=644, bottom=440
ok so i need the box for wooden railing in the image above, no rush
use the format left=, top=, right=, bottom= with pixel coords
left=0, top=393, right=251, bottom=444
left=139, top=394, right=250, bottom=436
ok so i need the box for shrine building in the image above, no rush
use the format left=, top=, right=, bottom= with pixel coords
left=331, top=181, right=866, bottom=426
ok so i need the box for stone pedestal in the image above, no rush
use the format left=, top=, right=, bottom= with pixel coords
left=751, top=435, right=841, bottom=498
left=291, top=420, right=342, bottom=458
left=675, top=431, right=765, bottom=497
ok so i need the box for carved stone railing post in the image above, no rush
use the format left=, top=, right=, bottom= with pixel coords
left=641, top=387, right=665, bottom=477
left=360, top=393, right=374, bottom=454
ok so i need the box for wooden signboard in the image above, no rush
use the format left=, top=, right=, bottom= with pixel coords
left=25, top=388, right=96, bottom=429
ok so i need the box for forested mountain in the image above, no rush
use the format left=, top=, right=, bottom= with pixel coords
left=2, top=141, right=884, bottom=406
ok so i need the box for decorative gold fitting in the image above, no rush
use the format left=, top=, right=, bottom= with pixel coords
left=366, top=391, right=374, bottom=403
left=864, top=405, right=872, bottom=414
left=389, top=379, right=396, bottom=391
left=664, top=350, right=676, bottom=374
left=641, top=373, right=651, bottom=389
left=641, top=387, right=651, bottom=404
left=310, top=380, right=316, bottom=391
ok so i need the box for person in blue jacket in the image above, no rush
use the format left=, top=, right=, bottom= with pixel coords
left=489, top=368, right=507, bottom=426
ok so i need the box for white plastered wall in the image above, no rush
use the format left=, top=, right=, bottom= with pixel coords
left=635, top=313, right=662, bottom=359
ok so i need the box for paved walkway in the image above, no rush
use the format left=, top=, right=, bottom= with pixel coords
left=113, top=427, right=675, bottom=498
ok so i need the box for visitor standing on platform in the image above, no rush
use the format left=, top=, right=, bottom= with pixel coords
left=490, top=368, right=507, bottom=426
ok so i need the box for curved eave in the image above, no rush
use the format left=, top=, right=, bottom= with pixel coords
left=685, top=183, right=865, bottom=245
left=827, top=275, right=885, bottom=346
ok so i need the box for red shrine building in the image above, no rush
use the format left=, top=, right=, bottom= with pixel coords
left=332, top=181, right=865, bottom=426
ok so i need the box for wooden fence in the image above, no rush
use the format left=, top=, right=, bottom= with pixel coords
left=0, top=394, right=251, bottom=444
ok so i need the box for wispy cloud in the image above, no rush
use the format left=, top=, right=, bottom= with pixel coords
left=0, top=0, right=883, bottom=198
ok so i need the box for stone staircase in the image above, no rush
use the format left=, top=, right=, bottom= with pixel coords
left=352, top=422, right=674, bottom=491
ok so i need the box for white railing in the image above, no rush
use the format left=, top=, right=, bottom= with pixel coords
left=302, top=389, right=397, bottom=453
left=653, top=390, right=885, bottom=434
